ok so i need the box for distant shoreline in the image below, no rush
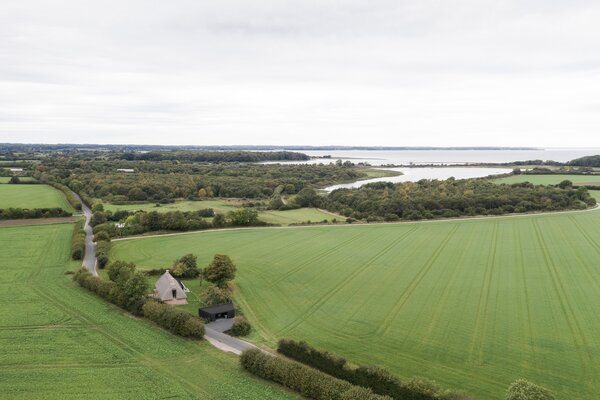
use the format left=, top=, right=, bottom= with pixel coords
left=0, top=143, right=540, bottom=151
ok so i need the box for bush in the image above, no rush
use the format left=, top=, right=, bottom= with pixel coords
left=277, top=339, right=471, bottom=400
left=229, top=316, right=251, bottom=336
left=201, top=285, right=232, bottom=306
left=506, top=379, right=554, bottom=400
left=94, top=231, right=110, bottom=242
left=240, top=349, right=390, bottom=400
left=171, top=253, right=200, bottom=279
left=71, top=220, right=86, bottom=260
left=143, top=300, right=205, bottom=339
left=96, top=240, right=111, bottom=268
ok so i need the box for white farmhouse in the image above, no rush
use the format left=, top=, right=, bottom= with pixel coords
left=154, top=270, right=188, bottom=305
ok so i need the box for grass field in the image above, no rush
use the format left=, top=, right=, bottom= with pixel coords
left=112, top=208, right=600, bottom=399
left=102, top=199, right=244, bottom=214
left=102, top=199, right=337, bottom=226
left=0, top=184, right=73, bottom=211
left=0, top=223, right=295, bottom=399
left=256, top=208, right=337, bottom=225
left=0, top=177, right=35, bottom=183
left=495, top=174, right=600, bottom=186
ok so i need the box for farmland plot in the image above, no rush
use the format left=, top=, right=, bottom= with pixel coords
left=112, top=208, right=600, bottom=399
left=0, top=224, right=294, bottom=399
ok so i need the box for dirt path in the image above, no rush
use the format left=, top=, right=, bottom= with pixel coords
left=113, top=204, right=600, bottom=242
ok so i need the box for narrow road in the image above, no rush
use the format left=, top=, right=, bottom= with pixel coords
left=72, top=192, right=98, bottom=276
left=204, top=319, right=258, bottom=355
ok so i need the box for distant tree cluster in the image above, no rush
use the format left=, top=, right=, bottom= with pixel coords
left=567, top=155, right=600, bottom=167
left=325, top=178, right=596, bottom=221
left=117, top=150, right=309, bottom=162
left=33, top=157, right=365, bottom=202
left=90, top=208, right=264, bottom=238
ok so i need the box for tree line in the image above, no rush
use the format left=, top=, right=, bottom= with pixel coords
left=33, top=159, right=365, bottom=202
left=323, top=178, right=596, bottom=222
left=0, top=207, right=72, bottom=220
left=116, top=150, right=309, bottom=162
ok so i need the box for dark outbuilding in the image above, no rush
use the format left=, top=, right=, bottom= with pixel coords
left=199, top=302, right=235, bottom=322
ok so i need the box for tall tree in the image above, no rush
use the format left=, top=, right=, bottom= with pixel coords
left=204, top=254, right=236, bottom=288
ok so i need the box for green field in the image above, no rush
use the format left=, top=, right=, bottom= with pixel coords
left=0, top=176, right=35, bottom=183
left=0, top=184, right=73, bottom=211
left=102, top=199, right=337, bottom=226
left=495, top=174, right=600, bottom=186
left=112, top=208, right=600, bottom=399
left=257, top=208, right=337, bottom=225
left=102, top=199, right=244, bottom=214
left=0, top=223, right=294, bottom=399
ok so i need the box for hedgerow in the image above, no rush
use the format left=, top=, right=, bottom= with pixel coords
left=240, top=349, right=391, bottom=400
left=277, top=339, right=473, bottom=400
left=143, top=300, right=205, bottom=339
left=71, top=219, right=86, bottom=260
left=0, top=207, right=72, bottom=220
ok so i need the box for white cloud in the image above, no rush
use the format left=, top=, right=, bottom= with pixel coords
left=1, top=0, right=599, bottom=146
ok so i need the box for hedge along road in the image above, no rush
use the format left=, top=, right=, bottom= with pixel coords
left=110, top=202, right=600, bottom=400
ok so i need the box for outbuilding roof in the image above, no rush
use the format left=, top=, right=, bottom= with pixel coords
left=199, top=302, right=235, bottom=314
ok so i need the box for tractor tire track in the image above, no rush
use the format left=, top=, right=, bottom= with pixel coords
left=514, top=224, right=537, bottom=370
left=377, top=224, right=460, bottom=337
left=269, top=230, right=368, bottom=287
left=532, top=219, right=595, bottom=374
left=467, top=222, right=498, bottom=363
left=32, top=285, right=212, bottom=398
left=277, top=226, right=418, bottom=336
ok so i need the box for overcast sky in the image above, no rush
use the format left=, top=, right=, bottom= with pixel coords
left=1, top=0, right=599, bottom=147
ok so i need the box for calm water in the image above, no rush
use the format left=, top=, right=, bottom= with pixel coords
left=269, top=148, right=600, bottom=166
left=324, top=167, right=513, bottom=191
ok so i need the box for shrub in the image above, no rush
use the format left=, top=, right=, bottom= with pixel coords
left=93, top=231, right=110, bottom=242
left=96, top=240, right=111, bottom=268
left=143, top=300, right=205, bottom=339
left=71, top=220, right=86, bottom=260
left=171, top=253, right=200, bottom=279
left=240, top=349, right=390, bottom=400
left=229, top=316, right=251, bottom=336
left=200, top=285, right=231, bottom=306
left=506, top=379, right=554, bottom=400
